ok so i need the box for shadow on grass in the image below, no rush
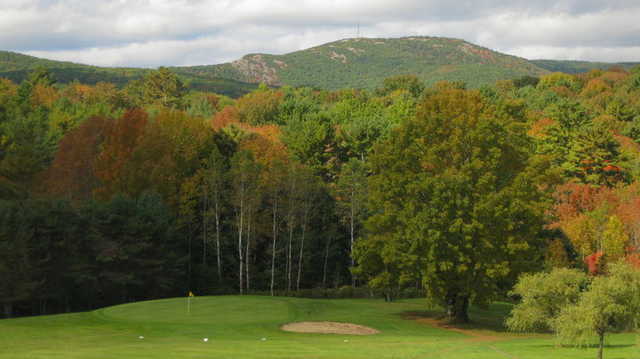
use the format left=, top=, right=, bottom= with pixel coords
left=401, top=303, right=638, bottom=350
left=400, top=302, right=515, bottom=333
left=533, top=343, right=635, bottom=349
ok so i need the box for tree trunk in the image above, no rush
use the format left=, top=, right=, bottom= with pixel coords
left=238, top=190, right=244, bottom=295
left=215, top=198, right=221, bottom=282
left=323, top=236, right=331, bottom=288
left=246, top=211, right=251, bottom=292
left=598, top=331, right=605, bottom=359
left=385, top=291, right=393, bottom=302
left=447, top=294, right=470, bottom=323
left=202, top=186, right=208, bottom=265
left=270, top=199, right=278, bottom=296
left=350, top=188, right=356, bottom=287
left=286, top=171, right=297, bottom=293
left=296, top=209, right=308, bottom=291
left=188, top=226, right=192, bottom=293
left=3, top=303, right=12, bottom=318
left=287, top=219, right=294, bottom=292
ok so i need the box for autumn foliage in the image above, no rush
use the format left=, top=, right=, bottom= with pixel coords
left=93, top=109, right=148, bottom=199
left=44, top=116, right=109, bottom=201
left=6, top=64, right=640, bottom=322
left=551, top=181, right=640, bottom=272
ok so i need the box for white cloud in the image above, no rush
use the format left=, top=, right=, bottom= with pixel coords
left=509, top=46, right=640, bottom=62
left=3, top=0, right=640, bottom=66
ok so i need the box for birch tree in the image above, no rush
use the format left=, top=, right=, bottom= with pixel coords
left=335, top=158, right=368, bottom=286
left=202, top=147, right=227, bottom=281
left=230, top=150, right=260, bottom=294
left=296, top=168, right=321, bottom=291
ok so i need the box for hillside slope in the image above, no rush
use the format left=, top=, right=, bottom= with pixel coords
left=4, top=37, right=639, bottom=93
left=0, top=51, right=257, bottom=97
left=177, top=37, right=549, bottom=89
left=531, top=59, right=640, bottom=74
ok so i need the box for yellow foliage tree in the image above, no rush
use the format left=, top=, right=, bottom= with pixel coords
left=602, top=215, right=628, bottom=262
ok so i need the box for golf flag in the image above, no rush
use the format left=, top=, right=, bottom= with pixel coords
left=187, top=291, right=194, bottom=315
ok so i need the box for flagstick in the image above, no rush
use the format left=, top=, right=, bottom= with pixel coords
left=188, top=296, right=191, bottom=315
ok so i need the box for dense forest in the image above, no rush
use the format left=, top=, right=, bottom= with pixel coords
left=1, top=64, right=640, bottom=322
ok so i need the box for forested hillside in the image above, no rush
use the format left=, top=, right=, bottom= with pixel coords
left=0, top=51, right=257, bottom=98
left=6, top=37, right=639, bottom=95
left=178, top=36, right=549, bottom=89
left=532, top=59, right=640, bottom=74
left=1, top=64, right=640, bottom=322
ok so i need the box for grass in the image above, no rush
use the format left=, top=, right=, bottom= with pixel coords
left=0, top=296, right=637, bottom=358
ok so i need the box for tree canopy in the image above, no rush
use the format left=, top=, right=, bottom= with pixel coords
left=356, top=88, right=548, bottom=322
left=1, top=65, right=640, bottom=329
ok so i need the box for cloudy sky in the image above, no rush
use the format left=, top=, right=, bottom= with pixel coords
left=2, top=0, right=640, bottom=68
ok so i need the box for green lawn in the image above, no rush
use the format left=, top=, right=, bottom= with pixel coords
left=0, top=296, right=637, bottom=358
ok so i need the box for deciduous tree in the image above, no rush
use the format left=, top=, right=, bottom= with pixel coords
left=359, top=87, right=547, bottom=322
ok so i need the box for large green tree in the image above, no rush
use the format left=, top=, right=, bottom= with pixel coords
left=357, top=87, right=547, bottom=322
left=142, top=67, right=186, bottom=108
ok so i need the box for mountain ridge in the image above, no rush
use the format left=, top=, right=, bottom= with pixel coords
left=175, top=36, right=550, bottom=89
left=2, top=36, right=639, bottom=95
left=0, top=50, right=257, bottom=97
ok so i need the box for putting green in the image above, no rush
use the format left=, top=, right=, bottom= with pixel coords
left=0, top=296, right=637, bottom=358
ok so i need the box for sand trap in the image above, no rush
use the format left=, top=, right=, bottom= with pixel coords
left=280, top=321, right=380, bottom=335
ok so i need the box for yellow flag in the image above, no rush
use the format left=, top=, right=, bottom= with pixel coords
left=188, top=291, right=195, bottom=297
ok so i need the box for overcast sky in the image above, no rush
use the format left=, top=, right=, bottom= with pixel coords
left=2, top=0, right=640, bottom=68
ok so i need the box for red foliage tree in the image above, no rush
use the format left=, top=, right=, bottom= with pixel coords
left=550, top=182, right=601, bottom=228
left=585, top=251, right=604, bottom=275
left=93, top=109, right=148, bottom=199
left=627, top=249, right=640, bottom=269
left=43, top=116, right=109, bottom=201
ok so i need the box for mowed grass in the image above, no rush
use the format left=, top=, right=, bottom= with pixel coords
left=0, top=296, right=637, bottom=359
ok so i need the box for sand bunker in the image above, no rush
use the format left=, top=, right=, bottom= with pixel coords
left=280, top=321, right=380, bottom=335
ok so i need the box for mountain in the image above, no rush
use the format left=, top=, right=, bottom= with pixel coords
left=531, top=59, right=640, bottom=74
left=176, top=36, right=549, bottom=90
left=0, top=51, right=257, bottom=97
left=3, top=37, right=639, bottom=95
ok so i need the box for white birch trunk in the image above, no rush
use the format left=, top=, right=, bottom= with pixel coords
left=296, top=207, right=308, bottom=291
left=246, top=209, right=251, bottom=292
left=238, top=185, right=244, bottom=295
left=270, top=198, right=278, bottom=296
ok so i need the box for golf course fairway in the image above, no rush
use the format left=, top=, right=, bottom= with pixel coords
left=0, top=296, right=637, bottom=358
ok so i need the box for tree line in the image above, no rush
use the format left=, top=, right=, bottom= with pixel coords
left=1, top=66, right=640, bottom=332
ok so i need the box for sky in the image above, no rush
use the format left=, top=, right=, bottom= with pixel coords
left=2, top=0, right=640, bottom=68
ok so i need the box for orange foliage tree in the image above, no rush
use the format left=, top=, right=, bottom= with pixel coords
left=551, top=181, right=640, bottom=272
